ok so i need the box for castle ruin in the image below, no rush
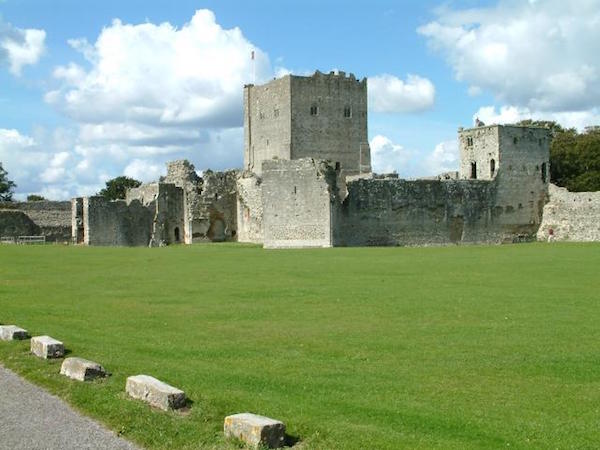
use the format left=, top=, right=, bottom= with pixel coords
left=64, top=70, right=558, bottom=248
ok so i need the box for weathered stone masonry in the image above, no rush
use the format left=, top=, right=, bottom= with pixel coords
left=0, top=201, right=71, bottom=241
left=69, top=69, right=600, bottom=248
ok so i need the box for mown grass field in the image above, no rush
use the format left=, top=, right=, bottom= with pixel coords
left=0, top=243, right=599, bottom=449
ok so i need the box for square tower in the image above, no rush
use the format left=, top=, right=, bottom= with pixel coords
left=459, top=124, right=550, bottom=183
left=244, top=70, right=371, bottom=176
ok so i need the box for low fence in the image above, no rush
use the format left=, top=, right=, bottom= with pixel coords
left=1, top=236, right=16, bottom=244
left=17, top=236, right=46, bottom=244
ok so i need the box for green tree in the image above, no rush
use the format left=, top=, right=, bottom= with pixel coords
left=0, top=162, right=16, bottom=201
left=27, top=194, right=46, bottom=201
left=517, top=120, right=600, bottom=191
left=98, top=176, right=142, bottom=200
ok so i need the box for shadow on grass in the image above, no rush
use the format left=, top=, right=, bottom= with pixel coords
left=285, top=433, right=301, bottom=447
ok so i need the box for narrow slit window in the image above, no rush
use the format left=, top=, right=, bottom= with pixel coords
left=344, top=106, right=352, bottom=118
left=490, top=159, right=496, bottom=177
left=541, top=162, right=547, bottom=183
left=310, top=105, right=319, bottom=116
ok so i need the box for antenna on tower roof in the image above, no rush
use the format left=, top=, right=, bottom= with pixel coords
left=251, top=49, right=256, bottom=84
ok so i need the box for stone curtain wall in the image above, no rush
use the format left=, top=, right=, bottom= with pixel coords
left=244, top=77, right=292, bottom=175
left=236, top=172, right=263, bottom=244
left=537, top=184, right=600, bottom=241
left=82, top=196, right=153, bottom=246
left=290, top=71, right=371, bottom=176
left=262, top=159, right=338, bottom=248
left=338, top=178, right=498, bottom=246
left=0, top=201, right=71, bottom=242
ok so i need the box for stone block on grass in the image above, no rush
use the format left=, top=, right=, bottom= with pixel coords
left=224, top=413, right=286, bottom=448
left=60, top=357, right=107, bottom=381
left=0, top=325, right=29, bottom=341
left=125, top=375, right=186, bottom=411
left=30, top=335, right=65, bottom=359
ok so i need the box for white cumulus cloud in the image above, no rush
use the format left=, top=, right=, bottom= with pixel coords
left=13, top=10, right=276, bottom=199
left=474, top=105, right=600, bottom=131
left=370, top=134, right=460, bottom=178
left=369, top=74, right=435, bottom=113
left=418, top=0, right=600, bottom=112
left=47, top=10, right=270, bottom=128
left=0, top=20, right=46, bottom=75
left=370, top=135, right=413, bottom=174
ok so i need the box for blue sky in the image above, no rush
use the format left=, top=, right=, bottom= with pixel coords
left=1, top=0, right=599, bottom=199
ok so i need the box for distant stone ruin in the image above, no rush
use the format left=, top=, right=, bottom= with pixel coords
left=63, top=70, right=598, bottom=247
left=0, top=201, right=71, bottom=242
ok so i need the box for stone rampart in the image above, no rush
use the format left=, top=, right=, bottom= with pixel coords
left=537, top=184, right=600, bottom=241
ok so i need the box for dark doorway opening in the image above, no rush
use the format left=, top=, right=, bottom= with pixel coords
left=471, top=162, right=477, bottom=179
left=174, top=227, right=180, bottom=242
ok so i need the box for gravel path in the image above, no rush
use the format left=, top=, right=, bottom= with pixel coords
left=0, top=364, right=141, bottom=450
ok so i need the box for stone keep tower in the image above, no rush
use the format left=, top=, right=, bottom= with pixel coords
left=459, top=124, right=550, bottom=183
left=244, top=70, right=371, bottom=176
left=459, top=124, right=551, bottom=234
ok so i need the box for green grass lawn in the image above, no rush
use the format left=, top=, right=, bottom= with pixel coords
left=1, top=243, right=599, bottom=449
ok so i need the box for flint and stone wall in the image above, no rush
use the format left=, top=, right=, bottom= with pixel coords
left=262, top=159, right=339, bottom=248
left=0, top=201, right=71, bottom=241
left=537, top=184, right=600, bottom=241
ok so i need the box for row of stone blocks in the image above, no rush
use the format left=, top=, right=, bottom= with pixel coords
left=124, top=375, right=286, bottom=447
left=1, top=325, right=286, bottom=448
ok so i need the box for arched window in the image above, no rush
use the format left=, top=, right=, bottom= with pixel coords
left=471, top=162, right=477, bottom=179
left=490, top=159, right=496, bottom=177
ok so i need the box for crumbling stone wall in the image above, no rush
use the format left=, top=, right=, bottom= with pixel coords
left=0, top=201, right=71, bottom=242
left=537, top=184, right=600, bottom=241
left=163, top=160, right=238, bottom=242
left=79, top=183, right=184, bottom=247
left=236, top=172, right=263, bottom=244
left=262, top=158, right=339, bottom=248
left=82, top=196, right=153, bottom=246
